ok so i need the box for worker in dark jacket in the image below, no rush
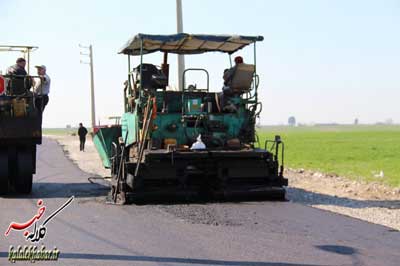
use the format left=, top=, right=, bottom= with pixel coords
left=223, top=56, right=243, bottom=91
left=78, top=123, right=88, bottom=152
left=218, top=56, right=244, bottom=111
left=7, top=58, right=28, bottom=76
left=7, top=58, right=32, bottom=94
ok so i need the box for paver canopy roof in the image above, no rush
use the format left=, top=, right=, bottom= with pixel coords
left=119, top=33, right=263, bottom=55
left=0, top=45, right=37, bottom=53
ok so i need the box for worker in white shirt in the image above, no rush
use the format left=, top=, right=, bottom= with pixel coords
left=33, top=65, right=51, bottom=111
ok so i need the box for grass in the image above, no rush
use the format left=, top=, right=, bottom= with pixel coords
left=258, top=125, right=400, bottom=187
left=43, top=128, right=76, bottom=136
left=45, top=125, right=400, bottom=187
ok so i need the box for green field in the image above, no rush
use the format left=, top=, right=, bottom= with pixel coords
left=43, top=128, right=76, bottom=136
left=45, top=126, right=400, bottom=187
left=258, top=125, right=400, bottom=187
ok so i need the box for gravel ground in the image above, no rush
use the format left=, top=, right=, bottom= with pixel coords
left=287, top=168, right=400, bottom=231
left=47, top=134, right=400, bottom=231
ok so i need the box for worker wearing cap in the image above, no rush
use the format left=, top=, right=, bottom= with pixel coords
left=33, top=65, right=51, bottom=111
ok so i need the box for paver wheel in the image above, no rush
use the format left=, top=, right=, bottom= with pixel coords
left=14, top=148, right=33, bottom=194
left=0, top=150, right=9, bottom=195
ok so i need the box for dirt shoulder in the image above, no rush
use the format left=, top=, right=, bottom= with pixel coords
left=44, top=134, right=110, bottom=178
left=287, top=168, right=400, bottom=231
left=46, top=134, right=400, bottom=231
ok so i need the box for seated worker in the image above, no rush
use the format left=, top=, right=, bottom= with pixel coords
left=223, top=56, right=244, bottom=91
left=219, top=56, right=256, bottom=112
left=218, top=56, right=244, bottom=111
left=33, top=65, right=51, bottom=111
left=6, top=58, right=32, bottom=95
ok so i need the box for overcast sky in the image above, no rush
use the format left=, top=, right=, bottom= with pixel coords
left=1, top=0, right=399, bottom=127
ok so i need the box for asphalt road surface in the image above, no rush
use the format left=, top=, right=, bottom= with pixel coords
left=1, top=138, right=399, bottom=266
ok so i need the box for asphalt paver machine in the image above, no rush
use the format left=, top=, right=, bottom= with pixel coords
left=93, top=33, right=287, bottom=203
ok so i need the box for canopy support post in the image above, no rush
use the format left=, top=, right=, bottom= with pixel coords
left=162, top=52, right=169, bottom=85
left=253, top=42, right=257, bottom=103
left=128, top=55, right=131, bottom=88
left=139, top=39, right=144, bottom=103
left=27, top=49, right=31, bottom=75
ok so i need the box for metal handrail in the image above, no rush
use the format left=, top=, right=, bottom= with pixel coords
left=264, top=135, right=285, bottom=177
left=182, top=68, right=209, bottom=92
left=180, top=68, right=210, bottom=118
left=1, top=75, right=46, bottom=98
left=2, top=74, right=42, bottom=78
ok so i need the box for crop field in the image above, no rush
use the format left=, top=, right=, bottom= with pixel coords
left=43, top=128, right=76, bottom=136
left=45, top=125, right=400, bottom=187
left=258, top=125, right=400, bottom=187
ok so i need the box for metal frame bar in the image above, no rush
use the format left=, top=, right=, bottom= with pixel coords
left=139, top=39, right=144, bottom=103
left=1, top=75, right=43, bottom=103
left=27, top=49, right=30, bottom=75
left=128, top=55, right=131, bottom=79
left=180, top=68, right=209, bottom=118
left=0, top=46, right=37, bottom=75
left=0, top=46, right=38, bottom=52
left=182, top=68, right=210, bottom=92
left=253, top=42, right=257, bottom=103
left=124, top=55, right=131, bottom=113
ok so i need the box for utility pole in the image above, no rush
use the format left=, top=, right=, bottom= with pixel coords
left=89, top=45, right=96, bottom=130
left=176, top=0, right=185, bottom=91
left=79, top=44, right=96, bottom=130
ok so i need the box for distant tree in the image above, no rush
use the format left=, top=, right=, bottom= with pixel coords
left=354, top=118, right=359, bottom=125
left=385, top=118, right=393, bottom=125
left=288, top=116, right=296, bottom=126
left=66, top=124, right=71, bottom=129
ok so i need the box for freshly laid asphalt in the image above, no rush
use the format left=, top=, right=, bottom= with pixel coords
left=0, top=138, right=399, bottom=266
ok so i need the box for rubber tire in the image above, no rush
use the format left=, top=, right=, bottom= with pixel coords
left=15, top=148, right=33, bottom=194
left=0, top=150, right=9, bottom=195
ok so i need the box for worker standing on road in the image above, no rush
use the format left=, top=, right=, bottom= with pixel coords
left=33, top=65, right=51, bottom=111
left=78, top=123, right=88, bottom=152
